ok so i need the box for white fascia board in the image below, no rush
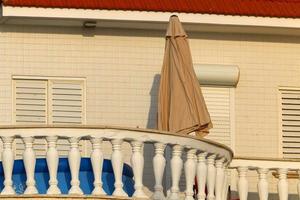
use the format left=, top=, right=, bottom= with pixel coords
left=2, top=6, right=300, bottom=29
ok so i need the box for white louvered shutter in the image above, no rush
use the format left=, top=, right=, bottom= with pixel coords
left=49, top=80, right=85, bottom=124
left=202, top=87, right=232, bottom=147
left=13, top=79, right=48, bottom=158
left=13, top=78, right=86, bottom=158
left=13, top=80, right=47, bottom=124
left=49, top=80, right=85, bottom=157
left=280, top=88, right=300, bottom=159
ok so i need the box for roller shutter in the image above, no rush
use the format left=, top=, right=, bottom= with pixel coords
left=202, top=87, right=232, bottom=148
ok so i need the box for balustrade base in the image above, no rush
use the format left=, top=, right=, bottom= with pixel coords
left=112, top=188, right=128, bottom=197
left=92, top=187, right=106, bottom=195
left=152, top=191, right=165, bottom=200
left=132, top=190, right=148, bottom=199
left=68, top=186, right=84, bottom=195
left=24, top=186, right=38, bottom=195
left=1, top=186, right=15, bottom=195
left=167, top=192, right=180, bottom=200
left=47, top=186, right=62, bottom=195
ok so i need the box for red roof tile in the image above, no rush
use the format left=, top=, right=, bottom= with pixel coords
left=3, top=0, right=300, bottom=18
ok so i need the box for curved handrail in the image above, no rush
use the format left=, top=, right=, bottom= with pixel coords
left=0, top=125, right=233, bottom=163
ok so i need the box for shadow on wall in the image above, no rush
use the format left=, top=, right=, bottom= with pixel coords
left=146, top=74, right=160, bottom=129
left=143, top=74, right=161, bottom=191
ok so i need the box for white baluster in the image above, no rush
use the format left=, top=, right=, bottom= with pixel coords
left=153, top=143, right=166, bottom=200
left=184, top=149, right=196, bottom=200
left=207, top=154, right=216, bottom=200
left=215, top=158, right=225, bottom=200
left=68, top=137, right=83, bottom=195
left=22, top=137, right=38, bottom=194
left=222, top=166, right=229, bottom=200
left=277, top=168, right=288, bottom=200
left=131, top=141, right=147, bottom=198
left=297, top=170, right=300, bottom=200
left=90, top=138, right=105, bottom=195
left=168, top=145, right=183, bottom=200
left=111, top=139, right=127, bottom=197
left=237, top=166, right=248, bottom=200
left=1, top=137, right=15, bottom=195
left=257, top=168, right=269, bottom=200
left=197, top=152, right=207, bottom=200
left=46, top=136, right=61, bottom=194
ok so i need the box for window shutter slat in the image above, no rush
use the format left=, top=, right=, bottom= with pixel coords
left=202, top=87, right=232, bottom=148
left=14, top=80, right=47, bottom=124
left=280, top=88, right=300, bottom=159
left=49, top=81, right=84, bottom=125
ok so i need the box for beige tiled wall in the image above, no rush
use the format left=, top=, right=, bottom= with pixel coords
left=1, top=24, right=300, bottom=194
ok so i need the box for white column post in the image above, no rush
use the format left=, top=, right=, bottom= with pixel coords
left=237, top=166, right=248, bottom=200
left=111, top=139, right=127, bottom=197
left=1, top=137, right=15, bottom=195
left=46, top=136, right=61, bottom=194
left=131, top=141, right=147, bottom=198
left=207, top=154, right=216, bottom=200
left=184, top=149, right=196, bottom=200
left=215, top=158, right=225, bottom=200
left=22, top=137, right=38, bottom=194
left=277, top=168, right=288, bottom=200
left=197, top=152, right=207, bottom=200
left=153, top=143, right=166, bottom=200
left=297, top=170, right=300, bottom=200
left=90, top=138, right=105, bottom=195
left=168, top=145, right=183, bottom=200
left=68, top=137, right=83, bottom=195
left=257, top=168, right=269, bottom=200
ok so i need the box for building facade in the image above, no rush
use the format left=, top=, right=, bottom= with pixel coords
left=1, top=1, right=300, bottom=199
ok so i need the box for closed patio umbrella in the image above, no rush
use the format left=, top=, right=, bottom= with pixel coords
left=158, top=15, right=212, bottom=137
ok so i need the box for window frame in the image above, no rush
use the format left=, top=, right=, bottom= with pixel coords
left=12, top=75, right=86, bottom=125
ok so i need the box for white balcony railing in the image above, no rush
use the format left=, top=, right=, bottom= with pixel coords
left=230, top=157, right=300, bottom=200
left=0, top=125, right=233, bottom=199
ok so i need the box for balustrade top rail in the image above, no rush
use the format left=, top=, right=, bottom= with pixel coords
left=0, top=125, right=233, bottom=163
left=230, top=156, right=300, bottom=170
left=234, top=156, right=300, bottom=162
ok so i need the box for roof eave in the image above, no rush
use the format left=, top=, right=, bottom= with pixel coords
left=2, top=6, right=300, bottom=36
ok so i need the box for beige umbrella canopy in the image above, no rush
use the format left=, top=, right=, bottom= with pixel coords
left=158, top=15, right=212, bottom=137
